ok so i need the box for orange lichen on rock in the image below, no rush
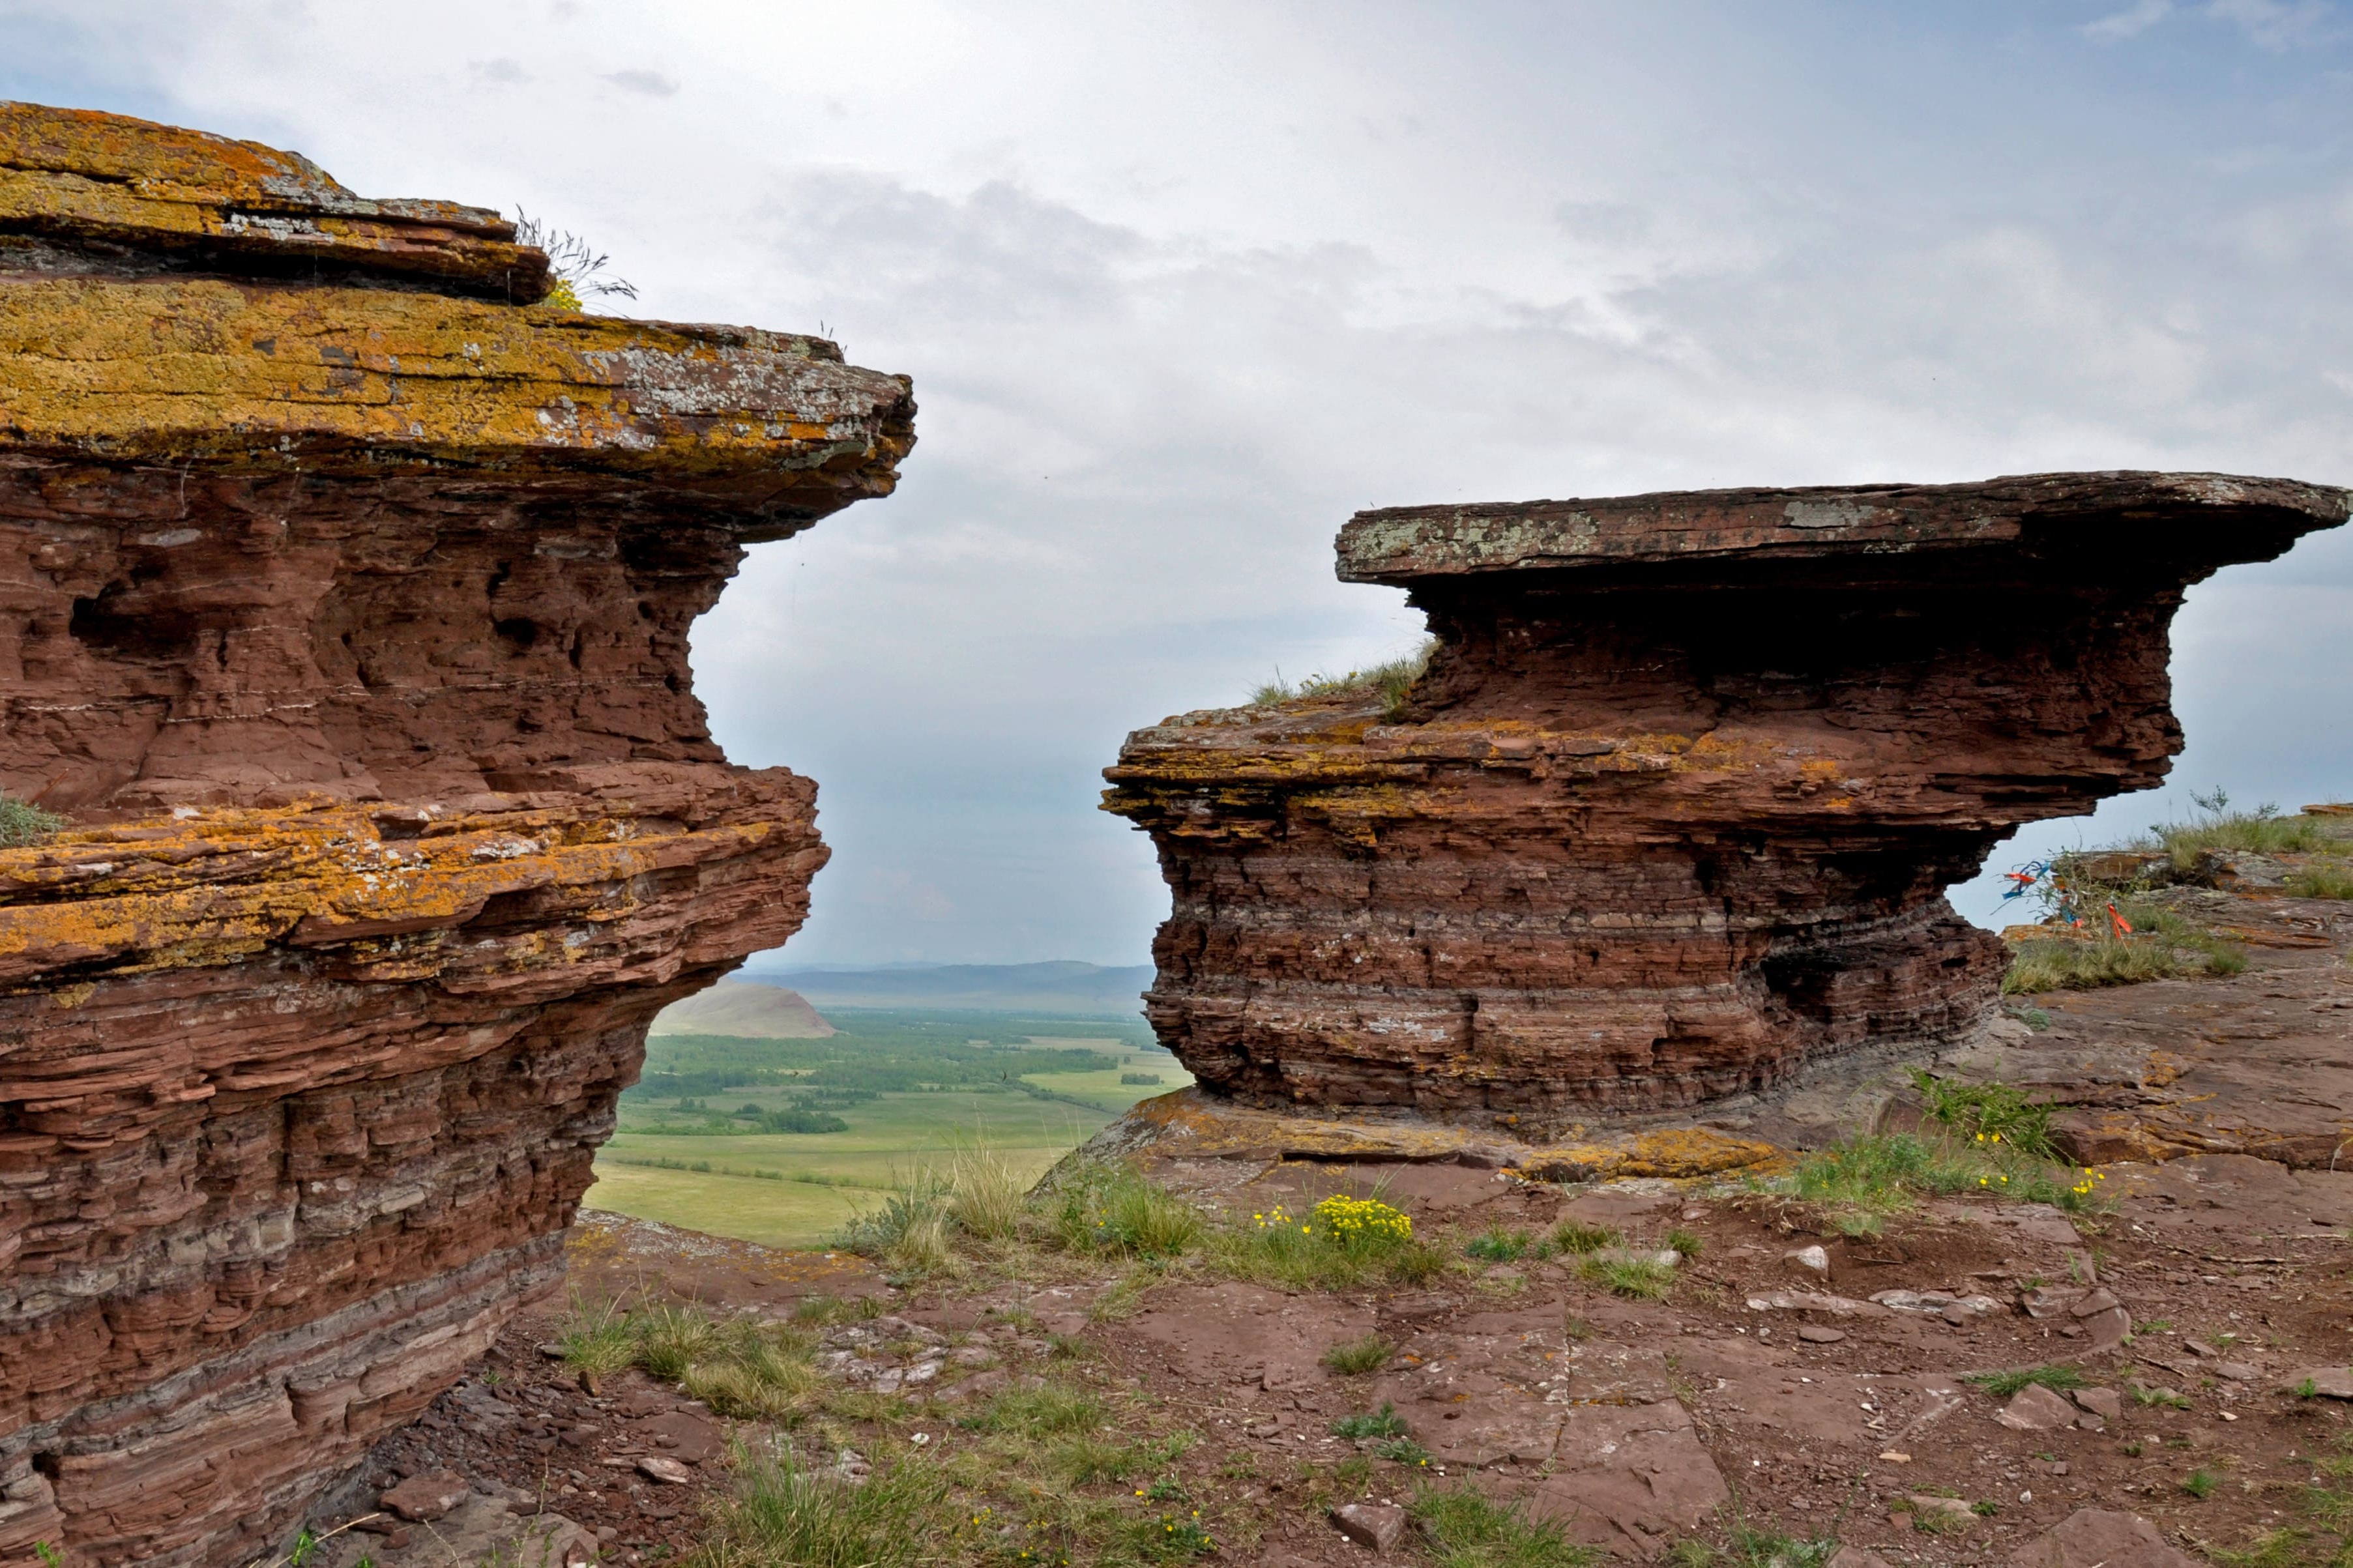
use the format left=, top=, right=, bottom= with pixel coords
left=0, top=102, right=911, bottom=1566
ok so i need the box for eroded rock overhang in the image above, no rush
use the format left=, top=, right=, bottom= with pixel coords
left=0, top=101, right=913, bottom=1566
left=1103, top=472, right=2348, bottom=1124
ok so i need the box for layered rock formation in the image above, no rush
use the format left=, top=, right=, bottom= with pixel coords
left=0, top=104, right=913, bottom=1565
left=1104, top=474, right=2346, bottom=1124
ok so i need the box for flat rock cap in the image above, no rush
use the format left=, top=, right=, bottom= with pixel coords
left=1, top=100, right=550, bottom=300
left=1336, top=471, right=2351, bottom=585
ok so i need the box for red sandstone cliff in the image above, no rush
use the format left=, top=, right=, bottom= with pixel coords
left=1104, top=474, right=2347, bottom=1123
left=0, top=104, right=913, bottom=1565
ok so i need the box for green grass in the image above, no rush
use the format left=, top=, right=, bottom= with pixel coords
left=1322, top=1335, right=1394, bottom=1375
left=2150, top=794, right=2336, bottom=868
left=2288, top=860, right=2353, bottom=899
left=556, top=1298, right=817, bottom=1416
left=1331, top=1404, right=1410, bottom=1440
left=682, top=1447, right=952, bottom=1568
left=1049, top=1162, right=1206, bottom=1260
left=1578, top=1255, right=1676, bottom=1299
left=1665, top=1530, right=1837, bottom=1567
left=1965, top=1365, right=2086, bottom=1397
left=1466, top=1225, right=1537, bottom=1262
left=1782, top=1133, right=1977, bottom=1236
left=2003, top=928, right=2242, bottom=994
left=1412, top=1481, right=1601, bottom=1567
left=2184, top=1468, right=2221, bottom=1499
left=1910, top=1069, right=2059, bottom=1159
left=0, top=796, right=63, bottom=849
left=1551, top=1221, right=1618, bottom=1255
left=1251, top=638, right=1435, bottom=719
left=1663, top=1227, right=1703, bottom=1258
left=1773, top=1122, right=2108, bottom=1237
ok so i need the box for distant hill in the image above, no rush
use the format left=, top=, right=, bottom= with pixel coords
left=742, top=960, right=1154, bottom=1016
left=650, top=980, right=837, bottom=1038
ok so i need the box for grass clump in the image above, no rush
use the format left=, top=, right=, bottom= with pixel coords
left=1322, top=1335, right=1394, bottom=1375
left=1663, top=1226, right=1703, bottom=1258
left=1665, top=1530, right=1837, bottom=1567
left=1780, top=1133, right=1976, bottom=1236
left=1465, top=1225, right=1537, bottom=1263
left=1965, top=1364, right=2086, bottom=1398
left=2184, top=1467, right=2222, bottom=1499
left=1052, top=1163, right=1205, bottom=1260
left=1578, top=1255, right=1676, bottom=1300
left=1252, top=637, right=1435, bottom=721
left=976, top=1380, right=1105, bottom=1439
left=1412, top=1481, right=1601, bottom=1567
left=2288, top=860, right=2353, bottom=899
left=1331, top=1403, right=1410, bottom=1440
left=1210, top=1194, right=1429, bottom=1290
left=2151, top=791, right=2332, bottom=867
left=557, top=1297, right=816, bottom=1416
left=1910, top=1069, right=2058, bottom=1159
left=0, top=796, right=63, bottom=849
left=1551, top=1221, right=1617, bottom=1255
left=682, top=1447, right=952, bottom=1568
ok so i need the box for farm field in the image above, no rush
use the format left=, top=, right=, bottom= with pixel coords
left=583, top=1008, right=1189, bottom=1248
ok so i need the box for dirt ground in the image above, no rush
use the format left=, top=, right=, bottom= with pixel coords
left=308, top=884, right=2353, bottom=1568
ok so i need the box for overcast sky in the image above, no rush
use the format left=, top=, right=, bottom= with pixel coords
left=8, top=1, right=2352, bottom=963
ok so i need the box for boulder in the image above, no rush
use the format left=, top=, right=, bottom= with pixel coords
left=1995, top=1384, right=2081, bottom=1432
left=2006, top=1507, right=2200, bottom=1567
left=1331, top=1502, right=1408, bottom=1552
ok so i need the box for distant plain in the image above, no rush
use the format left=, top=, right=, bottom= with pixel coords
left=585, top=996, right=1187, bottom=1248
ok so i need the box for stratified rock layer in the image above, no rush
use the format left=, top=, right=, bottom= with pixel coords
left=0, top=104, right=913, bottom=1565
left=1104, top=474, right=2346, bottom=1123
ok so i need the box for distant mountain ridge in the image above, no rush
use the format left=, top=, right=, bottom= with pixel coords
left=740, top=959, right=1154, bottom=1016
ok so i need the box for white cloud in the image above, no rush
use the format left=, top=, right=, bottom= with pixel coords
left=2084, top=0, right=2174, bottom=40
left=6, top=0, right=2352, bottom=961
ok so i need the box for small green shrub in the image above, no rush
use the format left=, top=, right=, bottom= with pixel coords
left=0, top=796, right=64, bottom=849
left=1910, top=1070, right=2060, bottom=1159
left=2184, top=1467, right=2221, bottom=1498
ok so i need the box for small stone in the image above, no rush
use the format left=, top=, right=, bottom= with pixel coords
left=1995, top=1383, right=2079, bottom=1432
left=1906, top=1494, right=1974, bottom=1519
left=1877, top=1451, right=1911, bottom=1464
left=379, top=1472, right=469, bottom=1522
left=2215, top=1361, right=2260, bottom=1384
left=1785, top=1245, right=1832, bottom=1277
left=2066, top=1288, right=2120, bottom=1319
left=1332, top=1502, right=1408, bottom=1552
left=1797, top=1325, right=1847, bottom=1344
left=2019, top=1286, right=2083, bottom=1320
left=2071, top=1387, right=2121, bottom=1422
left=636, top=1456, right=692, bottom=1485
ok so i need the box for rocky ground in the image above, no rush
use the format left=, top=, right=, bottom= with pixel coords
left=302, top=881, right=2352, bottom=1568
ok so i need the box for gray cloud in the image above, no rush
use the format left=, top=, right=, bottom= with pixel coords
left=5, top=0, right=2352, bottom=963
